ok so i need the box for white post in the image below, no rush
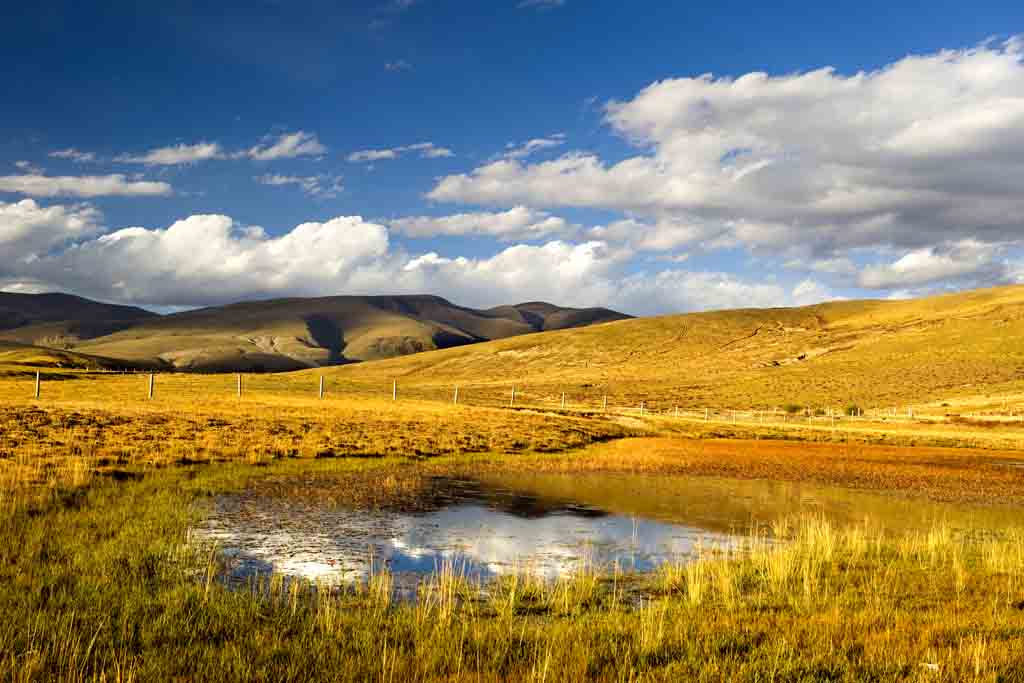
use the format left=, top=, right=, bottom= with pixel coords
left=603, top=395, right=607, bottom=411
left=34, top=371, right=40, bottom=399
left=510, top=386, right=516, bottom=407
left=561, top=393, right=566, bottom=409
left=705, top=408, right=709, bottom=422
left=674, top=405, right=678, bottom=418
left=148, top=373, right=154, bottom=400
left=392, top=380, right=397, bottom=401
left=319, top=376, right=324, bottom=400
left=453, top=386, right=459, bottom=405
left=237, top=373, right=242, bottom=398
left=640, top=401, right=645, bottom=416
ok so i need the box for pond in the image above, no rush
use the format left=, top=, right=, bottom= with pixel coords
left=195, top=470, right=1019, bottom=588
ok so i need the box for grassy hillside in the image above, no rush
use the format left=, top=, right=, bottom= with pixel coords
left=1, top=293, right=627, bottom=372
left=0, top=292, right=155, bottom=347
left=326, top=285, right=1024, bottom=411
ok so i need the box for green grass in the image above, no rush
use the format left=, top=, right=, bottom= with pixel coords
left=3, top=456, right=1024, bottom=682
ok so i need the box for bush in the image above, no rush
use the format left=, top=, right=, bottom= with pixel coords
left=846, top=404, right=861, bottom=417
left=783, top=404, right=803, bottom=414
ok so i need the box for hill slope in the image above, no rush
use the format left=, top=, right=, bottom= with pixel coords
left=327, top=285, right=1024, bottom=410
left=56, top=295, right=630, bottom=371
left=0, top=293, right=156, bottom=347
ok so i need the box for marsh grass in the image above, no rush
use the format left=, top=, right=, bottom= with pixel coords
left=3, top=454, right=1024, bottom=682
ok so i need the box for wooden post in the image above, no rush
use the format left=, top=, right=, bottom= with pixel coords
left=237, top=373, right=242, bottom=398
left=705, top=408, right=709, bottom=422
left=392, top=380, right=397, bottom=401
left=148, top=373, right=154, bottom=400
left=602, top=395, right=607, bottom=411
left=561, top=393, right=566, bottom=409
left=34, top=371, right=40, bottom=399
left=319, top=376, right=324, bottom=400
left=640, top=401, right=645, bottom=416
left=453, top=386, right=459, bottom=405
left=510, top=386, right=516, bottom=407
left=674, top=405, right=678, bottom=418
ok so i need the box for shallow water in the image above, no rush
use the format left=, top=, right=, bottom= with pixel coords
left=196, top=471, right=1019, bottom=588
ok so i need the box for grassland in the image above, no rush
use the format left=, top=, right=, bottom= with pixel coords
left=3, top=454, right=1024, bottom=682
left=4, top=285, right=1024, bottom=680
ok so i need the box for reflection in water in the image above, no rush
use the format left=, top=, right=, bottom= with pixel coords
left=196, top=469, right=1019, bottom=589
left=196, top=479, right=734, bottom=587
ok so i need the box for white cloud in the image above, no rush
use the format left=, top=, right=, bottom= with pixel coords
left=246, top=131, right=327, bottom=161
left=0, top=173, right=172, bottom=198
left=14, top=161, right=43, bottom=175
left=791, top=278, right=839, bottom=306
left=0, top=199, right=101, bottom=262
left=429, top=38, right=1024, bottom=262
left=347, top=142, right=453, bottom=162
left=504, top=134, right=566, bottom=159
left=0, top=203, right=802, bottom=314
left=518, top=0, right=566, bottom=9
left=389, top=206, right=575, bottom=241
left=255, top=174, right=344, bottom=198
left=385, top=60, right=412, bottom=71
left=115, top=142, right=224, bottom=165
left=859, top=240, right=1009, bottom=289
left=49, top=148, right=97, bottom=163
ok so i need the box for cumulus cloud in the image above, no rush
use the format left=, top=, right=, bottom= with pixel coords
left=255, top=174, right=344, bottom=198
left=0, top=173, right=172, bottom=198
left=429, top=38, right=1024, bottom=265
left=0, top=202, right=801, bottom=314
left=115, top=142, right=225, bottom=165
left=347, top=142, right=453, bottom=162
left=859, top=240, right=1011, bottom=289
left=389, top=206, right=576, bottom=241
left=246, top=131, right=327, bottom=161
left=49, top=148, right=98, bottom=163
left=0, top=199, right=101, bottom=262
left=385, top=60, right=412, bottom=71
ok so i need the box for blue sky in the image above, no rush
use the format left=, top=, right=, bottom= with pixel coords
left=1, top=1, right=1023, bottom=314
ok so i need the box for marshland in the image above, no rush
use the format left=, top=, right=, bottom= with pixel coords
left=4, top=323, right=1024, bottom=681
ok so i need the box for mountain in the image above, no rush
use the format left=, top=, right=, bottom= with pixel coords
left=0, top=293, right=629, bottom=372
left=0, top=293, right=157, bottom=348
left=325, top=285, right=1024, bottom=409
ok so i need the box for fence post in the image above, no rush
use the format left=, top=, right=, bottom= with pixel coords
left=561, top=393, right=566, bottom=409
left=319, top=376, right=324, bottom=400
left=603, top=395, right=607, bottom=411
left=392, top=380, right=397, bottom=401
left=148, top=373, right=154, bottom=400
left=640, top=401, right=645, bottom=416
left=34, top=371, right=40, bottom=399
left=705, top=408, right=709, bottom=422
left=510, top=386, right=516, bottom=407
left=674, top=405, right=678, bottom=418
left=453, top=385, right=459, bottom=405
left=237, top=373, right=242, bottom=398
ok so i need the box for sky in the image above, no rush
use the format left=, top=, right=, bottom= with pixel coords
left=2, top=1, right=1023, bottom=316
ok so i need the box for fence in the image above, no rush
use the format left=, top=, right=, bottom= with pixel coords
left=22, top=369, right=1023, bottom=426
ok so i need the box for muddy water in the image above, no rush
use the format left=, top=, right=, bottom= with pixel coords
left=196, top=471, right=1018, bottom=587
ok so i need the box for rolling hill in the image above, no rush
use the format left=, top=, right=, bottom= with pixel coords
left=326, top=285, right=1024, bottom=410
left=0, top=293, right=629, bottom=372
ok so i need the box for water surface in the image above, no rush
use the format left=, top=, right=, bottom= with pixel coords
left=196, top=471, right=1018, bottom=587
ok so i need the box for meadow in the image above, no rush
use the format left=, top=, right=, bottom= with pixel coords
left=2, top=359, right=1024, bottom=680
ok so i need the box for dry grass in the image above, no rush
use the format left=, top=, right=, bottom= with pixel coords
left=475, top=437, right=1024, bottom=505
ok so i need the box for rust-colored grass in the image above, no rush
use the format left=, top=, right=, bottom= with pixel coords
left=485, top=437, right=1024, bottom=505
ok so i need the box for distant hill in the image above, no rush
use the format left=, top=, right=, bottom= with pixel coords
left=326, top=285, right=1024, bottom=409
left=0, top=293, right=629, bottom=372
left=0, top=293, right=156, bottom=348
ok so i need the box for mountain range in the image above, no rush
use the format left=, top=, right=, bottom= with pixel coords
left=0, top=293, right=630, bottom=371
